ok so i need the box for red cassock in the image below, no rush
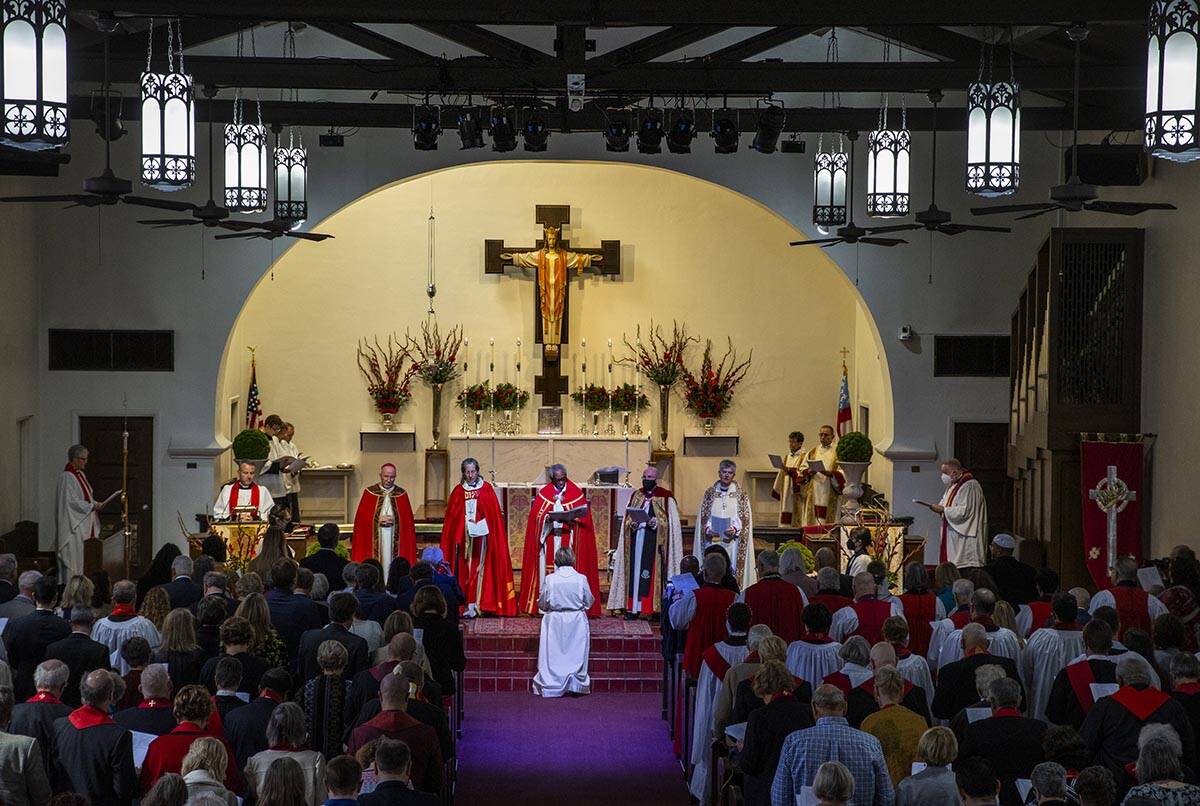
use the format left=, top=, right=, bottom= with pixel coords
left=439, top=481, right=517, bottom=616
left=742, top=575, right=806, bottom=644
left=518, top=480, right=601, bottom=617
left=351, top=484, right=418, bottom=565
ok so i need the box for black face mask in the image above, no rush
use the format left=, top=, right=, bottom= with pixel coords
left=642, top=479, right=657, bottom=493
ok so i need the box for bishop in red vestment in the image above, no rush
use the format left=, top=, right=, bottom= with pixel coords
left=439, top=458, right=517, bottom=617
left=518, top=465, right=601, bottom=617
left=351, top=463, right=417, bottom=568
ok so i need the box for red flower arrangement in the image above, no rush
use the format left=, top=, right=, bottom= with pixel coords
left=571, top=384, right=611, bottom=412
left=404, top=320, right=463, bottom=386
left=456, top=382, right=491, bottom=411
left=491, top=382, right=530, bottom=410
left=609, top=382, right=649, bottom=412
left=357, top=335, right=417, bottom=414
left=621, top=320, right=697, bottom=388
left=682, top=338, right=752, bottom=419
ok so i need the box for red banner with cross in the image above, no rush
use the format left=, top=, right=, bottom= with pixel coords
left=1080, top=439, right=1143, bottom=589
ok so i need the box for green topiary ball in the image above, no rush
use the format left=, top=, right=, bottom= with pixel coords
left=835, top=431, right=873, bottom=463
left=232, top=428, right=270, bottom=461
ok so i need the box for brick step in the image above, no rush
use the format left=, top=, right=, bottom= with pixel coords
left=464, top=676, right=663, bottom=693
left=467, top=656, right=663, bottom=676
left=465, top=635, right=661, bottom=653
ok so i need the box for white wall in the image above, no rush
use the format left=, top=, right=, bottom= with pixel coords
left=20, top=113, right=1077, bottom=558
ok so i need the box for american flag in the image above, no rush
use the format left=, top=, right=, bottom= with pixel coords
left=245, top=356, right=264, bottom=429
left=836, top=362, right=852, bottom=436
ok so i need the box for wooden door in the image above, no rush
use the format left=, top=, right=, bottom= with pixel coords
left=78, top=417, right=154, bottom=576
left=954, top=421, right=1013, bottom=539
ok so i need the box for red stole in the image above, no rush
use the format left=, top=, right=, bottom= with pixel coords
left=1065, top=660, right=1099, bottom=713
left=68, top=705, right=113, bottom=729
left=744, top=576, right=806, bottom=643
left=1026, top=600, right=1053, bottom=636
left=110, top=603, right=137, bottom=617
left=1175, top=682, right=1200, bottom=695
left=849, top=597, right=892, bottom=644
left=1111, top=685, right=1170, bottom=721
left=27, top=691, right=62, bottom=704
left=939, top=472, right=975, bottom=562
left=227, top=483, right=260, bottom=515
left=518, top=480, right=601, bottom=617
left=1109, top=585, right=1152, bottom=639
left=823, top=671, right=853, bottom=696
left=898, top=593, right=937, bottom=655
left=702, top=644, right=733, bottom=682
left=64, top=463, right=96, bottom=539
left=949, top=608, right=972, bottom=629
left=682, top=586, right=737, bottom=679
left=991, top=707, right=1022, bottom=719
left=809, top=593, right=852, bottom=617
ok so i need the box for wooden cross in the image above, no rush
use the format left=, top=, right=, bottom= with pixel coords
left=484, top=205, right=622, bottom=407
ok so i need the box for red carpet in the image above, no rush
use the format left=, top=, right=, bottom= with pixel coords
left=456, top=691, right=690, bottom=806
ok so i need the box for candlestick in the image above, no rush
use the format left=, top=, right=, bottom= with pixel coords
left=516, top=337, right=522, bottom=377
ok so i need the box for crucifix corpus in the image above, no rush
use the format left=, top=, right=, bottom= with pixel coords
left=484, top=205, right=621, bottom=407
left=1088, top=464, right=1137, bottom=573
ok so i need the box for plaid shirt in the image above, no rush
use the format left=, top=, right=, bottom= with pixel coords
left=771, top=716, right=894, bottom=806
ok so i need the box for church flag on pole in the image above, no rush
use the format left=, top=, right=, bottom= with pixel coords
left=245, top=353, right=264, bottom=429
left=836, top=362, right=852, bottom=436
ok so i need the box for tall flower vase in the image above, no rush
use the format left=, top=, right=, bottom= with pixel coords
left=658, top=384, right=671, bottom=449
left=591, top=411, right=600, bottom=436
left=430, top=383, right=443, bottom=450
left=474, top=410, right=483, bottom=435
left=838, top=460, right=872, bottom=521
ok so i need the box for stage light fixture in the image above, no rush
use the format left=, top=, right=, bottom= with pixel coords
left=710, top=109, right=739, bottom=154
left=522, top=109, right=550, bottom=152
left=489, top=107, right=517, bottom=152
left=666, top=110, right=696, bottom=154
left=456, top=107, right=486, bottom=149
left=636, top=110, right=664, bottom=154
left=412, top=105, right=441, bottom=150
left=750, top=101, right=786, bottom=153
left=604, top=109, right=630, bottom=152
left=0, top=0, right=68, bottom=150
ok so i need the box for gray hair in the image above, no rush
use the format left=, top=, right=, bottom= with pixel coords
left=974, top=664, right=1006, bottom=700
left=1136, top=724, right=1184, bottom=783
left=34, top=660, right=69, bottom=691
left=554, top=546, right=576, bottom=567
left=811, top=684, right=847, bottom=714
left=69, top=604, right=96, bottom=628
left=310, top=572, right=330, bottom=601
left=814, top=547, right=837, bottom=570
left=718, top=459, right=737, bottom=472
left=816, top=567, right=840, bottom=590
left=812, top=761, right=855, bottom=802
left=1031, top=762, right=1067, bottom=798
left=17, top=570, right=41, bottom=592
left=988, top=676, right=1021, bottom=709
left=1171, top=651, right=1200, bottom=682
left=111, top=579, right=137, bottom=604
left=1070, top=586, right=1092, bottom=610
left=171, top=555, right=193, bottom=577
left=203, top=571, right=227, bottom=591
left=549, top=463, right=567, bottom=476
left=68, top=444, right=88, bottom=460
left=1117, top=656, right=1152, bottom=687
left=265, top=702, right=307, bottom=748
left=962, top=622, right=989, bottom=650
left=1114, top=556, right=1138, bottom=583
left=778, top=547, right=806, bottom=576
left=140, top=664, right=171, bottom=698
left=952, top=578, right=975, bottom=602
left=187, top=794, right=232, bottom=806
left=746, top=625, right=774, bottom=653
left=80, top=669, right=114, bottom=708
left=0, top=554, right=15, bottom=581
left=342, top=563, right=359, bottom=587
left=317, top=639, right=348, bottom=673
left=839, top=636, right=871, bottom=667
left=756, top=549, right=780, bottom=572
left=702, top=553, right=728, bottom=582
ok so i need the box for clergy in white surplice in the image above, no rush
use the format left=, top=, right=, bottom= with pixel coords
left=770, top=431, right=807, bottom=526
left=933, top=587, right=1022, bottom=671
left=1021, top=595, right=1087, bottom=721
left=212, top=461, right=275, bottom=522
left=532, top=547, right=594, bottom=698
left=923, top=458, right=987, bottom=568
left=797, top=425, right=843, bottom=526
left=687, top=602, right=751, bottom=806
left=882, top=614, right=936, bottom=713
left=786, top=602, right=843, bottom=689
left=55, top=444, right=107, bottom=580
left=694, top=460, right=756, bottom=590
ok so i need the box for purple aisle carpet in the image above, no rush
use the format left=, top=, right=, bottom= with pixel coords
left=456, top=691, right=691, bottom=805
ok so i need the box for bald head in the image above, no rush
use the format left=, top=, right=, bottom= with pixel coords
left=962, top=622, right=988, bottom=651
left=870, top=642, right=898, bottom=671
left=852, top=571, right=876, bottom=599
left=380, top=673, right=410, bottom=710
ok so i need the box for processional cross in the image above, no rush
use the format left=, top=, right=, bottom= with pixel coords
left=485, top=205, right=621, bottom=407
left=1088, top=464, right=1137, bottom=573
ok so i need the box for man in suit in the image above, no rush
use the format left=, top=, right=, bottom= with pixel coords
left=300, top=523, right=349, bottom=589
left=294, top=567, right=330, bottom=625
left=264, top=559, right=323, bottom=668
left=44, top=605, right=110, bottom=707
left=0, top=570, right=40, bottom=623
left=223, top=667, right=291, bottom=769
left=9, top=659, right=70, bottom=780
left=356, top=738, right=438, bottom=806
left=189, top=571, right=237, bottom=616
left=0, top=687, right=52, bottom=806
left=983, top=533, right=1038, bottom=608
left=212, top=657, right=246, bottom=721
left=959, top=676, right=1047, bottom=803
left=298, top=592, right=369, bottom=683
left=158, top=555, right=202, bottom=610
left=932, top=623, right=1024, bottom=721
left=198, top=617, right=269, bottom=696
left=113, top=663, right=176, bottom=736
left=52, top=669, right=138, bottom=806
left=5, top=577, right=70, bottom=700
left=343, top=659, right=451, bottom=760
left=348, top=674, right=442, bottom=795
left=0, top=555, right=17, bottom=604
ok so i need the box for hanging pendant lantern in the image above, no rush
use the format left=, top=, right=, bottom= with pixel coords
left=225, top=113, right=267, bottom=213
left=866, top=122, right=910, bottom=218
left=140, top=19, right=195, bottom=191
left=274, top=135, right=307, bottom=225
left=966, top=39, right=1021, bottom=196
left=813, top=134, right=848, bottom=234
left=1, top=0, right=68, bottom=150
left=1146, top=0, right=1200, bottom=162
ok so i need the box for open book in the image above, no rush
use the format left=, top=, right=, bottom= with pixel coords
left=547, top=506, right=588, bottom=522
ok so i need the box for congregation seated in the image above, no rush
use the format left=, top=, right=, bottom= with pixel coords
left=734, top=659, right=814, bottom=806
left=44, top=606, right=107, bottom=710
left=737, top=550, right=806, bottom=643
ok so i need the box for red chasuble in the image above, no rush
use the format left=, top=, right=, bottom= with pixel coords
left=849, top=597, right=893, bottom=644
left=351, top=484, right=417, bottom=564
left=439, top=481, right=517, bottom=616
left=518, top=479, right=601, bottom=617
left=899, top=592, right=938, bottom=655
left=1109, top=585, right=1153, bottom=639
left=681, top=586, right=738, bottom=679
left=743, top=576, right=806, bottom=643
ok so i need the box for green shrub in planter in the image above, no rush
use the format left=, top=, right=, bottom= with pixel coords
left=232, top=429, right=270, bottom=461
left=835, top=431, right=873, bottom=463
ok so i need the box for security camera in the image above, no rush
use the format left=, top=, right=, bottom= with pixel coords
left=898, top=325, right=914, bottom=342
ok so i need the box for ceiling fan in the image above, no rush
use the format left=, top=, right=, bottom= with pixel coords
left=213, top=218, right=333, bottom=242
left=866, top=90, right=1011, bottom=237
left=972, top=24, right=1176, bottom=220
left=789, top=131, right=908, bottom=248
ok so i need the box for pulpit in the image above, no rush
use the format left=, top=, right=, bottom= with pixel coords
left=208, top=521, right=268, bottom=570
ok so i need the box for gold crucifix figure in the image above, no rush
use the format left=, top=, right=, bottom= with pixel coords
left=500, top=224, right=603, bottom=361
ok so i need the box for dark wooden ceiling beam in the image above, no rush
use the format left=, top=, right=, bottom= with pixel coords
left=587, top=25, right=729, bottom=69
left=704, top=26, right=824, bottom=62
left=308, top=22, right=434, bottom=62
left=415, top=22, right=552, bottom=64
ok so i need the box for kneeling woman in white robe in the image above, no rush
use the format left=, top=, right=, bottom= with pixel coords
left=533, top=547, right=595, bottom=697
